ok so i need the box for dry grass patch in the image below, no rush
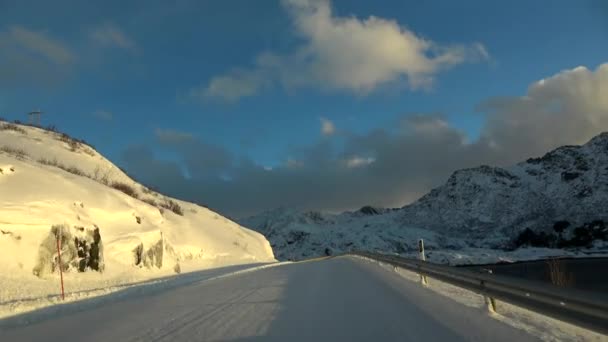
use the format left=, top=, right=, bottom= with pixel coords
left=0, top=146, right=29, bottom=159
left=160, top=198, right=183, bottom=216
left=0, top=123, right=27, bottom=134
left=110, top=182, right=139, bottom=199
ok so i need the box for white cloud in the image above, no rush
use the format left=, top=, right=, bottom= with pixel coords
left=1, top=26, right=75, bottom=65
left=479, top=63, right=608, bottom=162
left=90, top=23, right=136, bottom=51
left=405, top=115, right=452, bottom=135
left=93, top=110, right=113, bottom=121
left=192, top=69, right=268, bottom=102
left=345, top=156, right=375, bottom=168
left=196, top=0, right=489, bottom=101
left=155, top=128, right=195, bottom=144
left=320, top=117, right=335, bottom=136
left=285, top=158, right=304, bottom=168
left=0, top=26, right=76, bottom=88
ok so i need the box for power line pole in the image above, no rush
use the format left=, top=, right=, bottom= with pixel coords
left=28, top=109, right=43, bottom=126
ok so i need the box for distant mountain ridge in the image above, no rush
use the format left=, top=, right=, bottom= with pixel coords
left=240, top=133, right=608, bottom=260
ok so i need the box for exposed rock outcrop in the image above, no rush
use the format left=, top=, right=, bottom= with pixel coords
left=33, top=224, right=104, bottom=277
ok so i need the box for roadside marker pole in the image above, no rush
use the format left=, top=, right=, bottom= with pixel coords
left=56, top=227, right=65, bottom=300
left=484, top=294, right=497, bottom=313
left=418, top=239, right=428, bottom=286
left=482, top=269, right=496, bottom=313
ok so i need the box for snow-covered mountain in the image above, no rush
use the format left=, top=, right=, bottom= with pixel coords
left=240, top=207, right=443, bottom=260
left=0, top=120, right=275, bottom=311
left=241, top=133, right=608, bottom=261
left=401, top=132, right=608, bottom=240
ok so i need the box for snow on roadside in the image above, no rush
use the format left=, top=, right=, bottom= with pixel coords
left=0, top=261, right=290, bottom=327
left=352, top=255, right=606, bottom=342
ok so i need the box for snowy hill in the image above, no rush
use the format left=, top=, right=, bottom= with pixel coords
left=0, top=120, right=274, bottom=315
left=241, top=133, right=608, bottom=261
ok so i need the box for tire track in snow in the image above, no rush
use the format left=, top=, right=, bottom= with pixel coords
left=136, top=288, right=262, bottom=342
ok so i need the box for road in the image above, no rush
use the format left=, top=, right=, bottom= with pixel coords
left=0, top=257, right=538, bottom=341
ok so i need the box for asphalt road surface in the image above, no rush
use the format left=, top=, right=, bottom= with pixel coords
left=0, top=257, right=539, bottom=341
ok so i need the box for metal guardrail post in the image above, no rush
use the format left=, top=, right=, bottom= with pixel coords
left=480, top=269, right=497, bottom=313
left=418, top=239, right=428, bottom=286
left=484, top=295, right=497, bottom=313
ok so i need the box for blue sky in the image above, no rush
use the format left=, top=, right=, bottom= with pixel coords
left=1, top=0, right=607, bottom=216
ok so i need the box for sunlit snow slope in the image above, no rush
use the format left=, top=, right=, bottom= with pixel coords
left=0, top=121, right=275, bottom=315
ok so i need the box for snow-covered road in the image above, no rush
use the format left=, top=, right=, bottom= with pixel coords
left=0, top=257, right=539, bottom=341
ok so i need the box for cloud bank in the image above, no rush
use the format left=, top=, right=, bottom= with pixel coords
left=93, top=110, right=113, bottom=121
left=123, top=63, right=608, bottom=217
left=90, top=23, right=136, bottom=51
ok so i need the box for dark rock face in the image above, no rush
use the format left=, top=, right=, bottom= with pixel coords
left=553, top=221, right=570, bottom=234
left=303, top=211, right=325, bottom=222
left=286, top=231, right=310, bottom=245
left=133, top=243, right=144, bottom=266
left=358, top=206, right=382, bottom=216
left=512, top=220, right=608, bottom=249
left=90, top=228, right=102, bottom=270
left=74, top=226, right=103, bottom=272
left=145, top=239, right=164, bottom=269
left=561, top=171, right=581, bottom=181
left=132, top=233, right=176, bottom=270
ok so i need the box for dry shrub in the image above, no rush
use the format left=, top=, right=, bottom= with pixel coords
left=160, top=198, right=183, bottom=216
left=92, top=166, right=112, bottom=185
left=142, top=198, right=157, bottom=207
left=111, top=182, right=139, bottom=199
left=0, top=146, right=28, bottom=159
left=0, top=123, right=27, bottom=134
left=56, top=132, right=93, bottom=152
left=65, top=165, right=87, bottom=176
left=37, top=158, right=89, bottom=177
left=546, top=258, right=574, bottom=287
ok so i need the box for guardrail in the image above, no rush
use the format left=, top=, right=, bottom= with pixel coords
left=349, top=251, right=608, bottom=335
